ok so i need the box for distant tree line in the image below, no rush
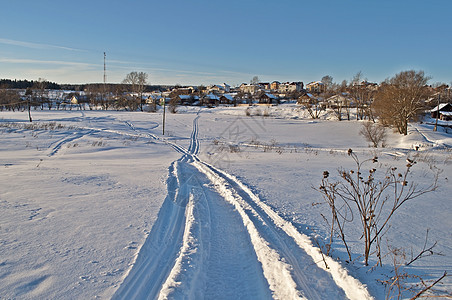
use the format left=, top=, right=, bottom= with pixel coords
left=0, top=79, right=60, bottom=90
left=0, top=78, right=169, bottom=92
left=0, top=73, right=171, bottom=113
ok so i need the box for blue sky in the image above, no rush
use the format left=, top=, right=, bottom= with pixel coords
left=0, top=0, right=451, bottom=86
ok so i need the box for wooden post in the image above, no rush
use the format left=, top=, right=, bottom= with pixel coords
left=27, top=99, right=32, bottom=122
left=434, top=94, right=440, bottom=132
left=162, top=98, right=166, bottom=135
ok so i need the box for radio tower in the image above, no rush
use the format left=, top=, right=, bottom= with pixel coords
left=103, top=52, right=107, bottom=100
left=103, top=52, right=107, bottom=84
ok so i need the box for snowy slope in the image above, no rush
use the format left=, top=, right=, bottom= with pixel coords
left=0, top=106, right=450, bottom=299
left=113, top=115, right=371, bottom=299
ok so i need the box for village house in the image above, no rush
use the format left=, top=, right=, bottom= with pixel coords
left=178, top=95, right=200, bottom=105
left=201, top=94, right=220, bottom=107
left=306, top=81, right=325, bottom=94
left=208, top=83, right=230, bottom=94
left=145, top=94, right=160, bottom=106
left=297, top=92, right=316, bottom=105
left=278, top=82, right=303, bottom=93
left=68, top=94, right=88, bottom=105
left=355, top=80, right=379, bottom=90
left=173, top=86, right=195, bottom=95
left=70, top=95, right=79, bottom=104
left=325, top=94, right=351, bottom=109
left=270, top=81, right=280, bottom=91
left=258, top=93, right=278, bottom=105
left=430, top=103, right=452, bottom=121
left=221, top=83, right=231, bottom=93
left=239, top=83, right=258, bottom=95
left=219, top=93, right=237, bottom=105
left=258, top=82, right=271, bottom=90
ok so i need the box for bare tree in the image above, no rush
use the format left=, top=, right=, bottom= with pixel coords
left=373, top=70, right=431, bottom=135
left=169, top=94, right=179, bottom=113
left=122, top=71, right=148, bottom=111
left=328, top=82, right=352, bottom=121
left=348, top=72, right=375, bottom=121
left=84, top=84, right=102, bottom=110
left=33, top=78, right=48, bottom=110
left=250, top=76, right=260, bottom=85
left=338, top=80, right=352, bottom=120
left=234, top=91, right=245, bottom=106
left=359, top=121, right=387, bottom=147
left=300, top=94, right=323, bottom=119
left=0, top=84, right=22, bottom=112
left=197, top=85, right=206, bottom=96
left=321, top=75, right=334, bottom=92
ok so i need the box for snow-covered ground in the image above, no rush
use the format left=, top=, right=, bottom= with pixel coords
left=0, top=105, right=450, bottom=299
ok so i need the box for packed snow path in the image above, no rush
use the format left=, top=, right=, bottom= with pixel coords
left=113, top=115, right=372, bottom=300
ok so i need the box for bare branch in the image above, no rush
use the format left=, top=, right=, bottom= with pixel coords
left=410, top=271, right=448, bottom=299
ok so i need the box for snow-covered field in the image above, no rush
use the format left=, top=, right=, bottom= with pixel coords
left=0, top=106, right=450, bottom=299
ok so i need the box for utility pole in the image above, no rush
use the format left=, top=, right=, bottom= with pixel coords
left=103, top=52, right=107, bottom=102
left=162, top=97, right=166, bottom=135
left=103, top=52, right=107, bottom=85
left=27, top=99, right=32, bottom=122
left=434, top=94, right=440, bottom=131
left=25, top=88, right=33, bottom=122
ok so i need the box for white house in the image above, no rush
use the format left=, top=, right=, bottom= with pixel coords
left=278, top=82, right=303, bottom=93
left=239, top=83, right=258, bottom=94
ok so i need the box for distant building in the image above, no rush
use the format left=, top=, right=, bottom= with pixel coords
left=258, top=93, right=278, bottom=104
left=208, top=83, right=230, bottom=94
left=297, top=93, right=316, bottom=105
left=173, top=87, right=195, bottom=95
left=178, top=95, right=200, bottom=105
left=430, top=103, right=452, bottom=120
left=326, top=94, right=350, bottom=109
left=201, top=94, right=220, bottom=106
left=354, top=80, right=378, bottom=90
left=306, top=81, right=325, bottom=94
left=239, top=83, right=258, bottom=95
left=258, top=82, right=271, bottom=90
left=278, top=82, right=303, bottom=93
left=219, top=93, right=236, bottom=105
left=70, top=95, right=79, bottom=104
left=270, top=81, right=281, bottom=90
left=69, top=94, right=88, bottom=104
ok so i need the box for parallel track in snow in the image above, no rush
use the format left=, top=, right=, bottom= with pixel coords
left=113, top=114, right=373, bottom=300
left=47, top=130, right=93, bottom=157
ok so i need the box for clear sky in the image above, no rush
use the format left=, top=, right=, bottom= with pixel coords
left=0, top=0, right=451, bottom=86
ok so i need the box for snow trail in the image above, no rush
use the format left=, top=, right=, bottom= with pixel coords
left=47, top=130, right=92, bottom=156
left=157, top=162, right=272, bottom=300
left=113, top=114, right=373, bottom=300
left=112, top=162, right=189, bottom=299
left=187, top=115, right=200, bottom=155
left=410, top=123, right=452, bottom=148
left=198, top=162, right=372, bottom=299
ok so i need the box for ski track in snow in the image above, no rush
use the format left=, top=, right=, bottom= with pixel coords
left=410, top=123, right=451, bottom=148
left=45, top=115, right=161, bottom=153
left=47, top=130, right=93, bottom=157
left=113, top=114, right=373, bottom=300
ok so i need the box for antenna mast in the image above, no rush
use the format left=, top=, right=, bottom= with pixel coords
left=103, top=52, right=107, bottom=84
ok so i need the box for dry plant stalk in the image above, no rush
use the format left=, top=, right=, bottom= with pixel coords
left=318, top=149, right=438, bottom=266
